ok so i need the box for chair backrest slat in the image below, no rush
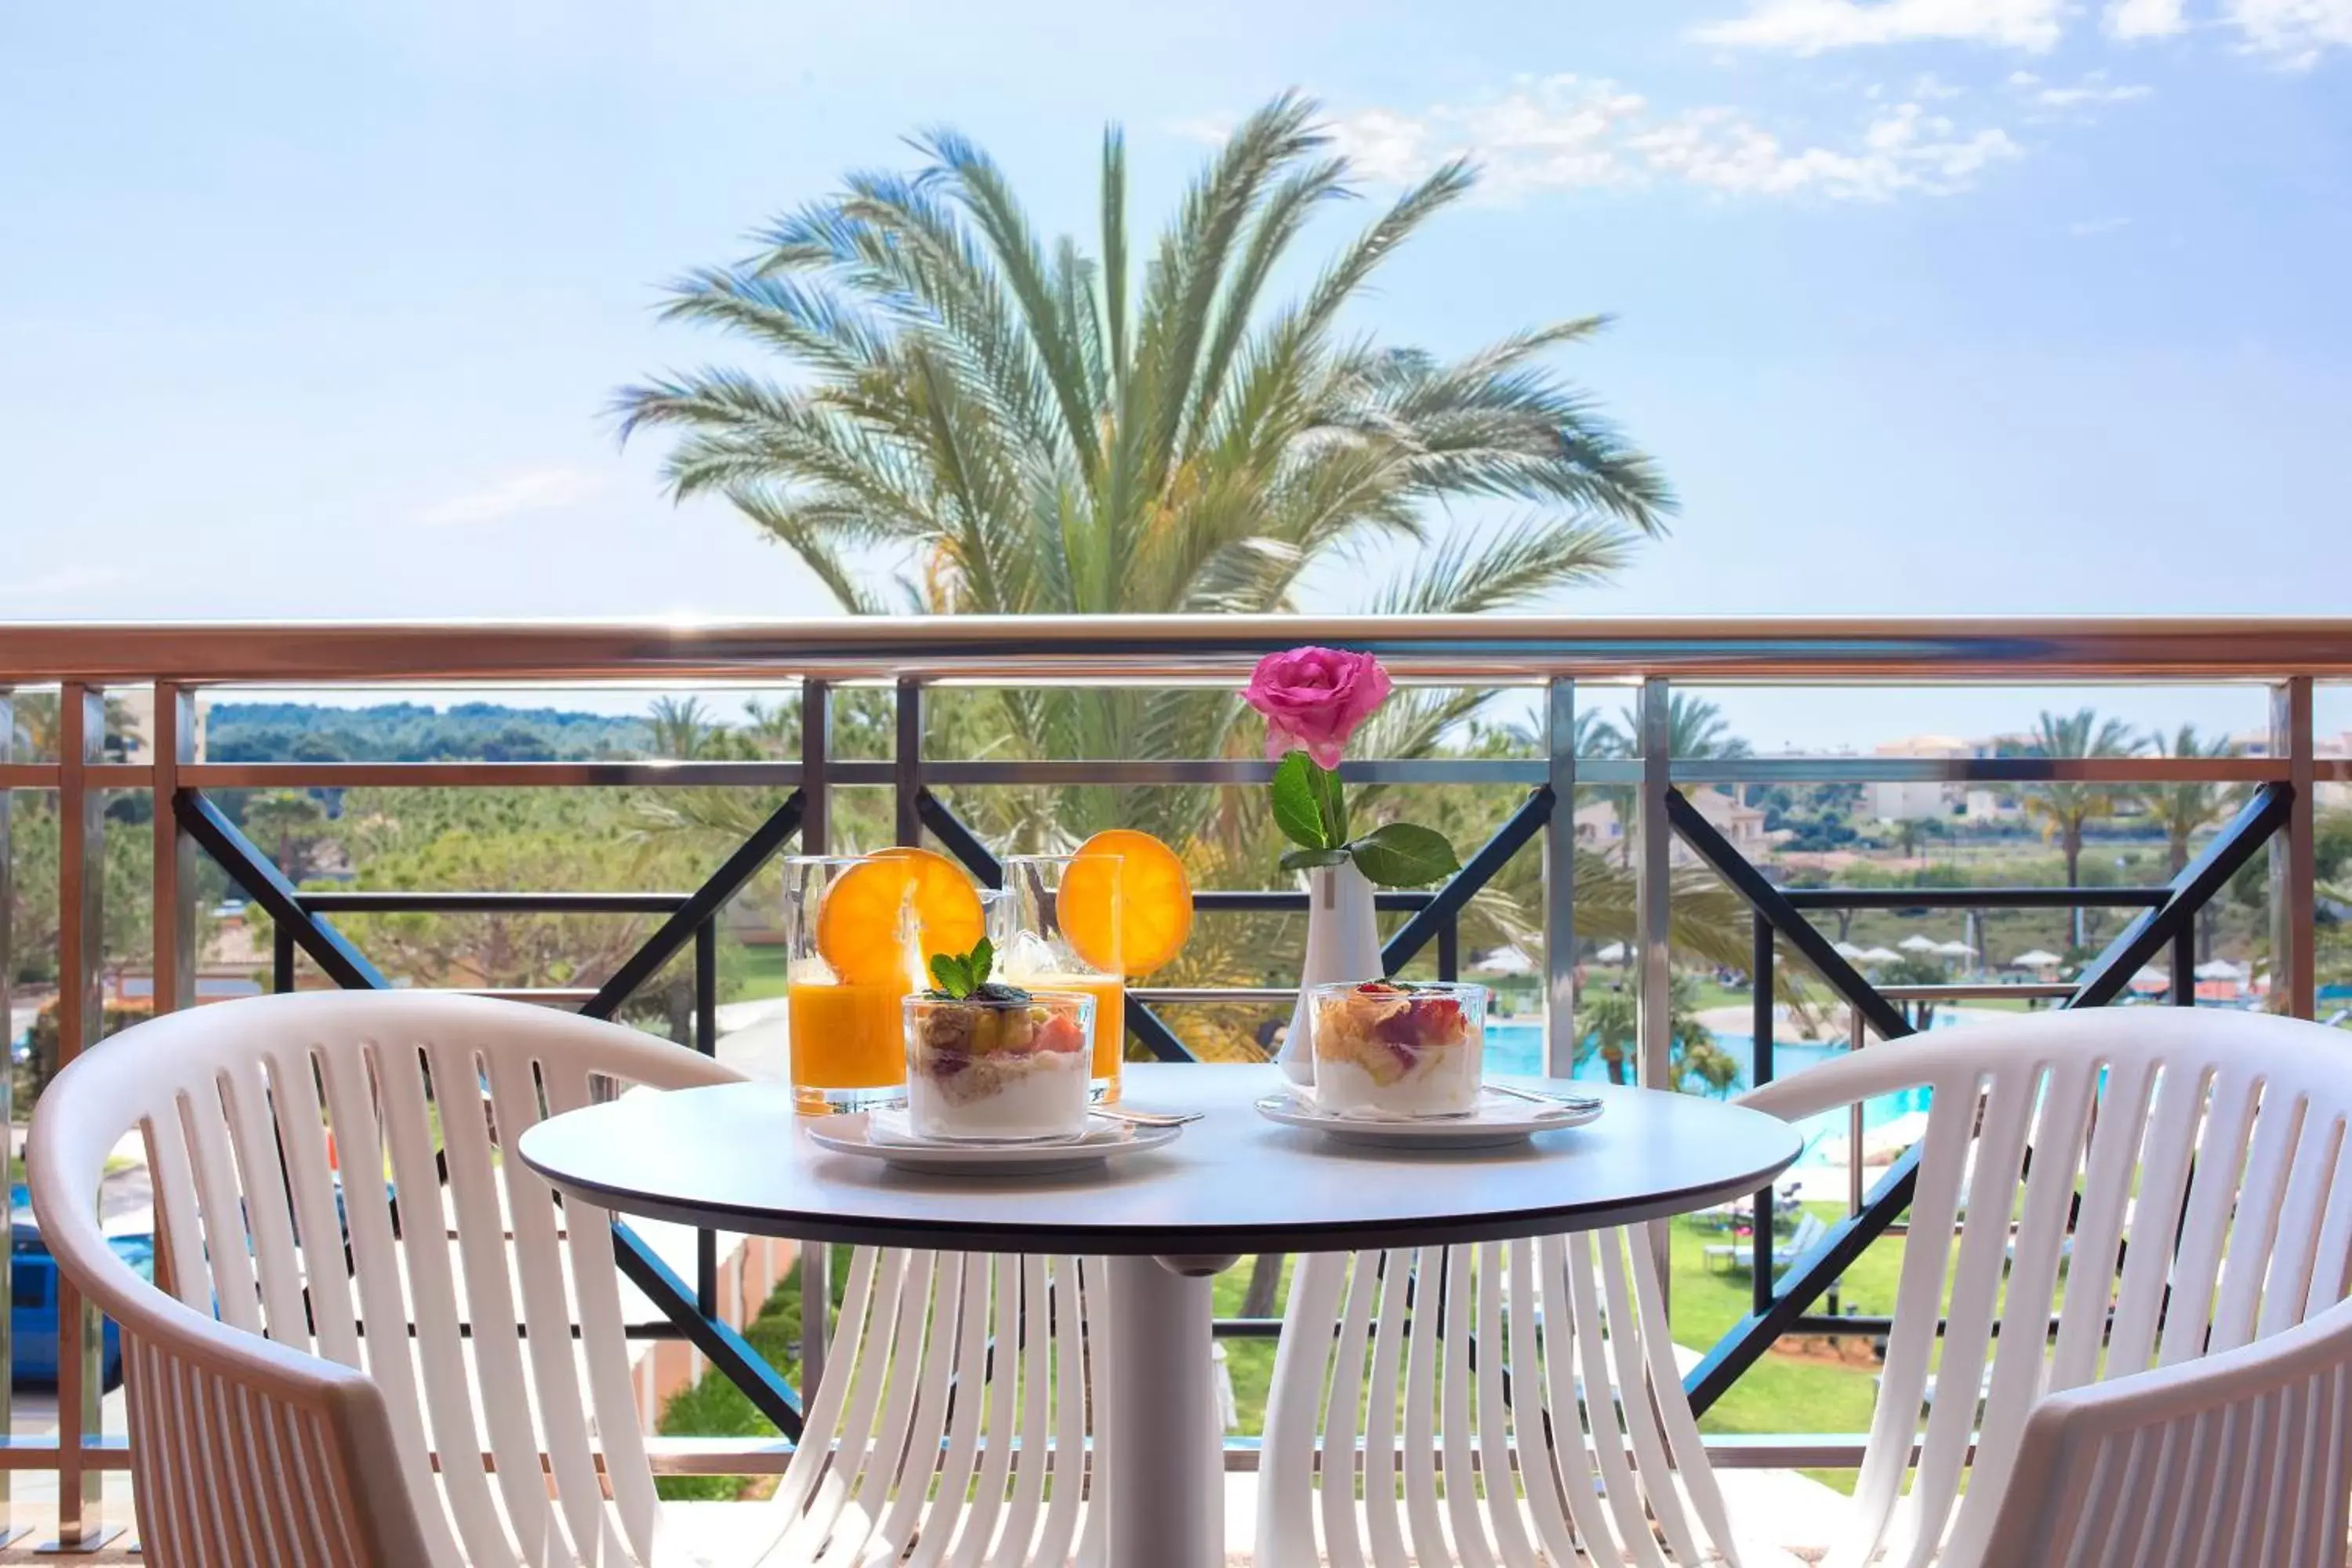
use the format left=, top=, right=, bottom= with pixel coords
left=180, top=1074, right=267, bottom=1337
left=537, top=1058, right=666, bottom=1561
left=998, top=1252, right=1057, bottom=1562
left=1499, top=1239, right=1577, bottom=1566
left=1035, top=1256, right=1091, bottom=1566
left=1470, top=1242, right=1531, bottom=1568
left=905, top=1250, right=994, bottom=1568
left=216, top=1054, right=314, bottom=1345
left=1436, top=1245, right=1494, bottom=1568
left=945, top=1252, right=1022, bottom=1568
left=265, top=1044, right=365, bottom=1370
left=311, top=1038, right=461, bottom=1566
left=370, top=1035, right=517, bottom=1565
left=481, top=1048, right=631, bottom=1567
left=2263, top=1112, right=2347, bottom=1341
left=427, top=1036, right=564, bottom=1563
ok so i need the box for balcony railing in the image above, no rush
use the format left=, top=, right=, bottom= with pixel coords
left=0, top=615, right=2346, bottom=1546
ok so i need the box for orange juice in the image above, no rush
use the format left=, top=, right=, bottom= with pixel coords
left=788, top=978, right=909, bottom=1112
left=1029, top=973, right=1125, bottom=1098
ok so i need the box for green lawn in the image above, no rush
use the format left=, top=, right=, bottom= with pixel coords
left=659, top=1208, right=1900, bottom=1499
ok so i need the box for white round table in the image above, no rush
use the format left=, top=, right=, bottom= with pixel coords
left=518, top=1062, right=1801, bottom=1568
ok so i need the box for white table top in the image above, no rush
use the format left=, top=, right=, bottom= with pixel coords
left=518, top=1064, right=1802, bottom=1258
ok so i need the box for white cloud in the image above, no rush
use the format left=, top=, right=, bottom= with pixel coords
left=1318, top=78, right=2022, bottom=204
left=2009, top=67, right=2155, bottom=106
left=0, top=566, right=121, bottom=601
left=2069, top=216, right=2133, bottom=235
left=2223, top=0, right=2352, bottom=65
left=2106, top=0, right=2190, bottom=37
left=414, top=467, right=602, bottom=528
left=1693, top=0, right=2067, bottom=53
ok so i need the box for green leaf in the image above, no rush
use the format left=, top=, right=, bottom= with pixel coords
left=1278, top=846, right=1352, bottom=871
left=1345, top=822, right=1460, bottom=887
left=1308, top=761, right=1347, bottom=845
left=970, top=935, right=993, bottom=988
left=1269, top=750, right=1330, bottom=850
left=929, top=952, right=968, bottom=997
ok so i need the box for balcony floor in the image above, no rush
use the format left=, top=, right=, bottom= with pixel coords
left=0, top=1468, right=1845, bottom=1564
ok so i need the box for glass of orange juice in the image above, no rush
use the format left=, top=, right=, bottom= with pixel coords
left=783, top=849, right=985, bottom=1116
left=994, top=852, right=1126, bottom=1102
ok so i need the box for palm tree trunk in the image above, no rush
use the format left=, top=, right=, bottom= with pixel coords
left=2063, top=823, right=2085, bottom=949
left=1240, top=1254, right=1283, bottom=1319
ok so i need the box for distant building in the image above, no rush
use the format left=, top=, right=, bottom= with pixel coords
left=1867, top=735, right=1977, bottom=822
left=2228, top=728, right=2352, bottom=810
left=1572, top=787, right=1773, bottom=866
left=111, top=687, right=210, bottom=764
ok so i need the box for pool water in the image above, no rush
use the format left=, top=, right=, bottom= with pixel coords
left=1485, top=1018, right=1936, bottom=1167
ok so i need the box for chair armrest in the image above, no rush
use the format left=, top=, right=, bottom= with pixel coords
left=1976, top=1299, right=2352, bottom=1566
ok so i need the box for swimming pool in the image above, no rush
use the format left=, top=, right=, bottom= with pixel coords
left=1485, top=1017, right=1936, bottom=1167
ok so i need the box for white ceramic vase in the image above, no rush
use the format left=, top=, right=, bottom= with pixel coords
left=1278, top=859, right=1383, bottom=1086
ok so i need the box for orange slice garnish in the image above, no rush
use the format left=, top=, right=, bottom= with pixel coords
left=1060, top=829, right=1193, bottom=978
left=815, top=847, right=985, bottom=986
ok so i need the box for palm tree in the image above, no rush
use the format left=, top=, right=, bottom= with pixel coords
left=742, top=698, right=797, bottom=760
left=1577, top=973, right=1723, bottom=1087
left=616, top=93, right=1669, bottom=841
left=647, top=696, right=719, bottom=760
left=2140, top=724, right=2242, bottom=876
left=2022, top=708, right=2138, bottom=948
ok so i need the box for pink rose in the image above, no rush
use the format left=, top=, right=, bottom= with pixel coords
left=1243, top=646, right=1392, bottom=768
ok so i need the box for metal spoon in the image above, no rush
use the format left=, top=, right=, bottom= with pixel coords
left=1483, top=1082, right=1604, bottom=1113
left=1091, top=1105, right=1204, bottom=1127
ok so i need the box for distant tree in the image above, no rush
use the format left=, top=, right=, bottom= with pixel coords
left=481, top=725, right=557, bottom=763
left=1577, top=974, right=1722, bottom=1088
left=648, top=697, right=722, bottom=760
left=1887, top=815, right=1940, bottom=862
left=2023, top=708, right=2138, bottom=947
left=742, top=698, right=797, bottom=760
left=2139, top=724, right=2243, bottom=877
left=242, top=790, right=335, bottom=882
left=1876, top=949, right=1951, bottom=1028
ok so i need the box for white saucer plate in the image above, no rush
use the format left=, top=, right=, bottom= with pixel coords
left=804, top=1110, right=1181, bottom=1174
left=1254, top=1084, right=1603, bottom=1149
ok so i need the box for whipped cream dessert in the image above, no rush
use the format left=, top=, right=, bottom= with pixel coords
left=905, top=989, right=1093, bottom=1142
left=1310, top=980, right=1485, bottom=1118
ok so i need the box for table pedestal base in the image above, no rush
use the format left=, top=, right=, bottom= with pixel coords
left=1106, top=1253, right=1236, bottom=1568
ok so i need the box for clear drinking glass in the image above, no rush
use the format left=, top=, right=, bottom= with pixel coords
left=782, top=855, right=913, bottom=1115
left=1306, top=980, right=1488, bottom=1117
left=993, top=852, right=1127, bottom=1102
left=904, top=990, right=1095, bottom=1142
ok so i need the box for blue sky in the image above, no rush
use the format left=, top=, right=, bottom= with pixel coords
left=2, top=1, right=2347, bottom=748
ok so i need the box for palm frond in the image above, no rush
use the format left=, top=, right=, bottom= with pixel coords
left=1363, top=514, right=1636, bottom=617
left=727, top=488, right=893, bottom=614
left=916, top=127, right=1105, bottom=477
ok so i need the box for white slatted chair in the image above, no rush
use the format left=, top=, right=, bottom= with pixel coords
left=28, top=990, right=1109, bottom=1566
left=1257, top=1228, right=1747, bottom=1566
left=1734, top=1006, right=2352, bottom=1568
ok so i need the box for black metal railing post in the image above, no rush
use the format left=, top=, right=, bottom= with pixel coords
left=895, top=677, right=924, bottom=847
left=1751, top=911, right=1775, bottom=1309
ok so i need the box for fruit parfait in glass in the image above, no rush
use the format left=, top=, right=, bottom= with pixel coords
left=1307, top=980, right=1488, bottom=1118
left=905, top=939, right=1097, bottom=1142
